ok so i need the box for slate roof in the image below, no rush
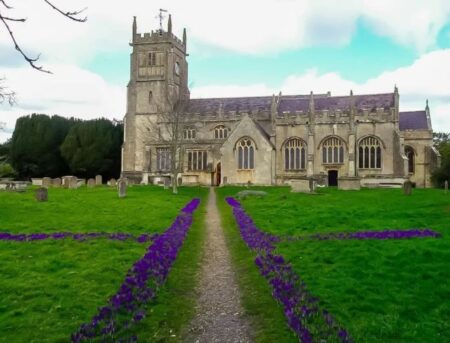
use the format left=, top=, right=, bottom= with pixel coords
left=399, top=111, right=429, bottom=131
left=188, top=93, right=395, bottom=114
left=187, top=96, right=273, bottom=113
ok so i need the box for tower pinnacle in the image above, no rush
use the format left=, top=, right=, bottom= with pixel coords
left=168, top=14, right=172, bottom=33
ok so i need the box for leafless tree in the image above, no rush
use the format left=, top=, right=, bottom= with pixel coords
left=138, top=98, right=190, bottom=194
left=0, top=0, right=87, bottom=102
left=0, top=78, right=15, bottom=105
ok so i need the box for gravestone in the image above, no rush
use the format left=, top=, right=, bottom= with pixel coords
left=68, top=176, right=78, bottom=189
left=77, top=179, right=86, bottom=187
left=309, top=178, right=316, bottom=192
left=35, top=187, right=48, bottom=202
left=62, top=176, right=74, bottom=188
left=445, top=180, right=448, bottom=194
left=95, top=175, right=103, bottom=186
left=109, top=178, right=117, bottom=187
left=164, top=178, right=170, bottom=190
left=31, top=178, right=43, bottom=186
left=42, top=177, right=52, bottom=188
left=118, top=179, right=127, bottom=198
left=291, top=179, right=311, bottom=193
left=52, top=178, right=61, bottom=187
left=403, top=181, right=412, bottom=196
left=87, top=178, right=95, bottom=188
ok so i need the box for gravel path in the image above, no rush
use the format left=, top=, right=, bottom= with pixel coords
left=183, top=187, right=252, bottom=343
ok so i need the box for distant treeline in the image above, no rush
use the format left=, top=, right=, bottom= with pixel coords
left=0, top=114, right=123, bottom=180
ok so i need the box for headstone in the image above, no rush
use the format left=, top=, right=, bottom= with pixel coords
left=68, top=176, right=78, bottom=189
left=445, top=180, right=448, bottom=194
left=52, top=178, right=61, bottom=187
left=87, top=178, right=96, bottom=188
left=309, top=178, right=316, bottom=192
left=35, top=187, right=48, bottom=202
left=164, top=178, right=170, bottom=190
left=77, top=179, right=86, bottom=187
left=118, top=179, right=127, bottom=198
left=42, top=177, right=52, bottom=188
left=403, top=181, right=412, bottom=196
left=109, top=178, right=117, bottom=187
left=31, top=178, right=43, bottom=186
left=62, top=176, right=74, bottom=188
left=95, top=175, right=103, bottom=186
left=291, top=179, right=312, bottom=193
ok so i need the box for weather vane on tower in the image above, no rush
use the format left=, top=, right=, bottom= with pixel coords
left=156, top=8, right=168, bottom=34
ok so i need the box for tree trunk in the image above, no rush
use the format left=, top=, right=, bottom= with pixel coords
left=172, top=172, right=178, bottom=194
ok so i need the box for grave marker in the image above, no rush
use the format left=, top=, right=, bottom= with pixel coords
left=35, top=187, right=48, bottom=202
left=118, top=179, right=127, bottom=198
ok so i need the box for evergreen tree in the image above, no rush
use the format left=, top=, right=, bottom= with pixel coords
left=60, top=118, right=123, bottom=179
left=10, top=114, right=75, bottom=178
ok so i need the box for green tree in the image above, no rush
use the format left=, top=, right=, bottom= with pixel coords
left=60, top=118, right=123, bottom=179
left=0, top=139, right=11, bottom=161
left=431, top=132, right=450, bottom=187
left=10, top=114, right=75, bottom=178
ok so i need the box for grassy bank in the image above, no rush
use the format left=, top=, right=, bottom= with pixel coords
left=218, top=186, right=450, bottom=342
left=0, top=185, right=207, bottom=342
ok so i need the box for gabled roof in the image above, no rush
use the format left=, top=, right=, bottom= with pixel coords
left=399, top=111, right=429, bottom=131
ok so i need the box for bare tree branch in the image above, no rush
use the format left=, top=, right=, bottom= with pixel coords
left=43, top=0, right=87, bottom=22
left=0, top=12, right=50, bottom=73
left=0, top=0, right=12, bottom=10
left=2, top=16, right=25, bottom=22
left=0, top=0, right=86, bottom=75
left=0, top=78, right=16, bottom=105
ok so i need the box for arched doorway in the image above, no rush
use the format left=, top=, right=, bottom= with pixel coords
left=216, top=162, right=221, bottom=186
left=328, top=170, right=338, bottom=186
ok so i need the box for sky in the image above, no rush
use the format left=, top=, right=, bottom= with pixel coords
left=0, top=0, right=450, bottom=142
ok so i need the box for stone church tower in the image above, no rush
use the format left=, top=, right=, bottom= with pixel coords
left=122, top=15, right=189, bottom=178
left=122, top=16, right=439, bottom=188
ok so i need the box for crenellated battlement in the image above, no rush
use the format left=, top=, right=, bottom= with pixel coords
left=131, top=15, right=186, bottom=52
left=133, top=31, right=185, bottom=50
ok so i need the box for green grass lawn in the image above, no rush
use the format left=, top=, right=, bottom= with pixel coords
left=0, top=185, right=207, bottom=342
left=217, top=186, right=450, bottom=342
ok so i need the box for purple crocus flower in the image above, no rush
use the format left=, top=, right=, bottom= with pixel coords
left=71, top=198, right=201, bottom=342
left=226, top=196, right=353, bottom=343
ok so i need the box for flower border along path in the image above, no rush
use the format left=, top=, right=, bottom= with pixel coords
left=71, top=198, right=200, bottom=342
left=0, top=232, right=155, bottom=243
left=226, top=197, right=352, bottom=343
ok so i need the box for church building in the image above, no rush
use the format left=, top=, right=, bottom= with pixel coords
left=122, top=16, right=439, bottom=188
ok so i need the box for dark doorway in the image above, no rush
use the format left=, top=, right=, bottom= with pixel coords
left=328, top=170, right=338, bottom=186
left=216, top=162, right=221, bottom=186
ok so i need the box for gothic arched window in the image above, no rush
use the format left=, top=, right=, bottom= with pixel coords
left=214, top=125, right=228, bottom=139
left=237, top=138, right=255, bottom=169
left=322, top=137, right=345, bottom=164
left=284, top=138, right=307, bottom=170
left=358, top=136, right=382, bottom=169
left=405, top=146, right=415, bottom=173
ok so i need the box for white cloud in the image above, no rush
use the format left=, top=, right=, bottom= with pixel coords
left=0, top=0, right=448, bottom=62
left=0, top=63, right=125, bottom=142
left=0, top=1, right=449, bottom=143
left=191, top=49, right=450, bottom=132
